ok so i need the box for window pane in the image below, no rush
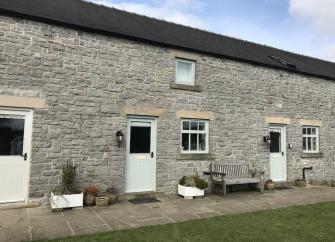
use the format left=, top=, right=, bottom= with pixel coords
left=182, top=121, right=189, bottom=130
left=191, top=122, right=198, bottom=130
left=312, top=137, right=317, bottom=151
left=307, top=137, right=311, bottom=151
left=270, top=131, right=281, bottom=153
left=311, top=128, right=316, bottom=135
left=199, top=122, right=205, bottom=131
left=303, top=128, right=306, bottom=135
left=176, top=61, right=192, bottom=84
left=199, top=134, right=206, bottom=151
left=182, top=133, right=189, bottom=151
left=0, top=118, right=24, bottom=156
left=190, top=134, right=197, bottom=150
left=307, top=128, right=311, bottom=135
left=303, top=137, right=306, bottom=150
left=130, top=126, right=151, bottom=153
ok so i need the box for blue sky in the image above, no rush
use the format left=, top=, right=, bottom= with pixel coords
left=89, top=0, right=335, bottom=62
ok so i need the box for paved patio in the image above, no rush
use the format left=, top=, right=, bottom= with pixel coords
left=0, top=186, right=335, bottom=242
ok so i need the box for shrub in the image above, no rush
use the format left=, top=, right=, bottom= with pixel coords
left=61, top=162, right=77, bottom=194
left=179, top=175, right=208, bottom=189
left=85, top=184, right=99, bottom=195
left=193, top=175, right=208, bottom=189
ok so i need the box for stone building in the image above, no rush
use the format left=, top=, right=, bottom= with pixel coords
left=0, top=0, right=335, bottom=203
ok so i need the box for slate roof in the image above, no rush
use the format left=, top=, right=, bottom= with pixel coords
left=1, top=0, right=335, bottom=80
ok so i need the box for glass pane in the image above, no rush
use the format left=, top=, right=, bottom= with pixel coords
left=307, top=128, right=311, bottom=135
left=303, top=128, right=306, bottom=135
left=0, top=118, right=24, bottom=155
left=303, top=137, right=306, bottom=150
left=176, top=61, right=192, bottom=84
left=190, top=134, right=197, bottom=150
left=130, top=126, right=151, bottom=153
left=307, top=137, right=311, bottom=151
left=199, top=122, right=205, bottom=131
left=182, top=133, right=189, bottom=151
left=311, top=128, right=316, bottom=135
left=270, top=131, right=281, bottom=153
left=182, top=121, right=189, bottom=130
left=312, top=137, right=317, bottom=151
left=199, top=134, right=206, bottom=151
left=191, top=122, right=198, bottom=130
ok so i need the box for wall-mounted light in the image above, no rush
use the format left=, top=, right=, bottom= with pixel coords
left=116, top=130, right=124, bottom=148
left=263, top=133, right=271, bottom=145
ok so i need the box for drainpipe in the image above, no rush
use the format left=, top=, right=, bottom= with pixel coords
left=303, top=167, right=313, bottom=181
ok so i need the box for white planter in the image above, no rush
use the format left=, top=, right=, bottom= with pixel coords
left=178, top=184, right=204, bottom=199
left=50, top=192, right=83, bottom=209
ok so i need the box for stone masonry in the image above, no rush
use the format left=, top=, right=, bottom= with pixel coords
left=0, top=15, right=335, bottom=200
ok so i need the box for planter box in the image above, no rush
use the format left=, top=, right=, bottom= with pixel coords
left=178, top=184, right=204, bottom=199
left=50, top=192, right=83, bottom=209
left=95, top=196, right=109, bottom=207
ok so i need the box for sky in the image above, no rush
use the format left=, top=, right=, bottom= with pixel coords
left=87, top=0, right=335, bottom=62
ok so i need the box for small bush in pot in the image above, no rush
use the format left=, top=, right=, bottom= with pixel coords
left=265, top=179, right=275, bottom=190
left=105, top=187, right=117, bottom=205
left=178, top=174, right=208, bottom=199
left=84, top=184, right=99, bottom=206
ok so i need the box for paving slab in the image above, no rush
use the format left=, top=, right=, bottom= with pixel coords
left=0, top=186, right=334, bottom=242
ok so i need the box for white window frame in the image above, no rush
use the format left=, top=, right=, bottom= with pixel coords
left=175, top=58, right=195, bottom=86
left=302, top=126, right=319, bottom=153
left=180, top=119, right=209, bottom=154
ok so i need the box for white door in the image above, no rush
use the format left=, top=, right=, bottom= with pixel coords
left=0, top=109, right=32, bottom=203
left=125, top=118, right=156, bottom=193
left=269, top=125, right=286, bottom=181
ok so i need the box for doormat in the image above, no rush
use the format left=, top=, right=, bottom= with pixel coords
left=128, top=197, right=161, bottom=205
left=275, top=186, right=294, bottom=190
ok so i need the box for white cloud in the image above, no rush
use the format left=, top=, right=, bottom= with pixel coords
left=289, top=0, right=335, bottom=61
left=86, top=0, right=207, bottom=29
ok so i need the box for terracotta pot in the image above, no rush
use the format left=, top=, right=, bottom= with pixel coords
left=84, top=193, right=96, bottom=206
left=265, top=182, right=275, bottom=190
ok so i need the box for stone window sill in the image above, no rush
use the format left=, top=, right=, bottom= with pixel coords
left=170, top=83, right=202, bottom=92
left=176, top=153, right=215, bottom=160
left=301, top=153, right=323, bottom=158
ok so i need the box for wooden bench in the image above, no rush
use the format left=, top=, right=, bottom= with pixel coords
left=210, top=163, right=264, bottom=196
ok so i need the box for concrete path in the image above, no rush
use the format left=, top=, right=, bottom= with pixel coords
left=1, top=186, right=335, bottom=242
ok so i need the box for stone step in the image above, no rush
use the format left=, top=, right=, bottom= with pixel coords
left=0, top=202, right=40, bottom=210
left=118, top=192, right=163, bottom=201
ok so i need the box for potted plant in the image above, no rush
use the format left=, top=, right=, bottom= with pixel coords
left=95, top=196, right=109, bottom=207
left=265, top=179, right=275, bottom=190
left=50, top=162, right=83, bottom=210
left=295, top=179, right=307, bottom=187
left=84, top=184, right=99, bottom=206
left=178, top=174, right=208, bottom=199
left=105, top=187, right=117, bottom=205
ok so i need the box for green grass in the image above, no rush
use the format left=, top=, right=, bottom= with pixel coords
left=41, top=202, right=335, bottom=242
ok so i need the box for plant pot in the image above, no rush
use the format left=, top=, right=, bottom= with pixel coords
left=95, top=196, right=109, bottom=207
left=331, top=180, right=335, bottom=187
left=295, top=179, right=307, bottom=187
left=84, top=193, right=96, bottom=206
left=106, top=193, right=117, bottom=205
left=50, top=192, right=83, bottom=210
left=265, top=182, right=275, bottom=190
left=178, top=184, right=204, bottom=199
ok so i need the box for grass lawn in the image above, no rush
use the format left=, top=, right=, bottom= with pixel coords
left=41, top=202, right=335, bottom=242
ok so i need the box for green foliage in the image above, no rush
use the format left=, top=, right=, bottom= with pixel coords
left=179, top=175, right=208, bottom=189
left=192, top=175, right=208, bottom=189
left=61, top=162, right=77, bottom=194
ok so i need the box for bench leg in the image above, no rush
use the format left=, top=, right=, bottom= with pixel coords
left=223, top=182, right=227, bottom=197
left=260, top=180, right=264, bottom=194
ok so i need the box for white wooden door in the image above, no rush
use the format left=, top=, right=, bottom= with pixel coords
left=125, top=118, right=156, bottom=193
left=269, top=125, right=286, bottom=181
left=0, top=109, right=32, bottom=203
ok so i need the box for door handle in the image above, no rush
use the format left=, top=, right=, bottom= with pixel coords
left=150, top=152, right=154, bottom=158
left=282, top=152, right=284, bottom=156
left=21, top=153, right=27, bottom=161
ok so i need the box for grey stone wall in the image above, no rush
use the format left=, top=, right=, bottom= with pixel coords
left=1, top=15, right=334, bottom=199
